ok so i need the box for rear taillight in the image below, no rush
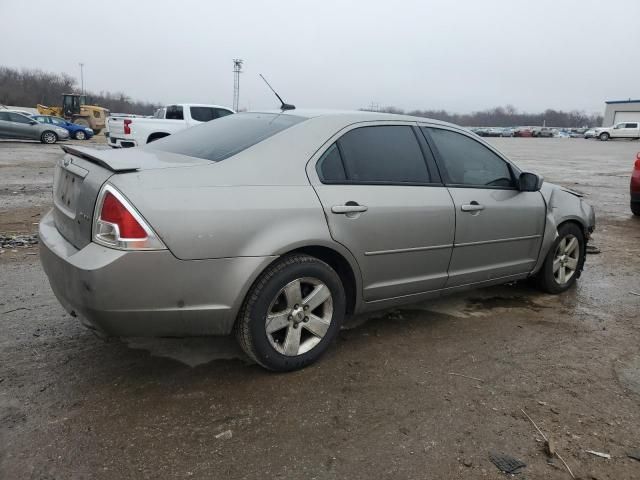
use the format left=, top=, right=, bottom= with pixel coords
left=93, top=185, right=165, bottom=250
left=124, top=119, right=132, bottom=135
left=635, top=152, right=640, bottom=170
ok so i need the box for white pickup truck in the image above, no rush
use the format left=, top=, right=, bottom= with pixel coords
left=594, top=121, right=640, bottom=141
left=106, top=103, right=234, bottom=148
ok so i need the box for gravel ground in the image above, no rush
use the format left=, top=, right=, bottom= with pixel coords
left=1, top=137, right=640, bottom=480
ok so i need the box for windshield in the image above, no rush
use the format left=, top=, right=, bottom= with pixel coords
left=146, top=112, right=306, bottom=162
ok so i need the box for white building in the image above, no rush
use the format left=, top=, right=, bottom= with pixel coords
left=603, top=99, right=640, bottom=126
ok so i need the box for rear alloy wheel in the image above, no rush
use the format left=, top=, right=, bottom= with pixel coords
left=236, top=254, right=345, bottom=371
left=74, top=130, right=86, bottom=140
left=536, top=223, right=585, bottom=294
left=41, top=131, right=57, bottom=144
left=599, top=132, right=610, bottom=141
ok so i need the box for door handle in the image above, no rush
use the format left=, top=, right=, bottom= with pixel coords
left=461, top=202, right=485, bottom=212
left=331, top=204, right=368, bottom=214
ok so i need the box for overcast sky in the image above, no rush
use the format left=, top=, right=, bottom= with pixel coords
left=1, top=0, right=638, bottom=114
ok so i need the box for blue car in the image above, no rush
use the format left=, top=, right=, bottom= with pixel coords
left=31, top=115, right=94, bottom=140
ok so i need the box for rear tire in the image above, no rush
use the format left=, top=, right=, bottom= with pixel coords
left=535, top=223, right=585, bottom=294
left=599, top=132, right=610, bottom=141
left=235, top=254, right=346, bottom=372
left=40, top=131, right=57, bottom=144
left=632, top=203, right=640, bottom=216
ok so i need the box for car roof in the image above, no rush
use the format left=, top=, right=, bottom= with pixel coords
left=249, top=108, right=459, bottom=128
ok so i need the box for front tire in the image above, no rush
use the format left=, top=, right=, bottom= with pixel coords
left=599, top=132, right=610, bottom=141
left=235, top=254, right=346, bottom=372
left=40, top=131, right=57, bottom=144
left=74, top=130, right=86, bottom=140
left=535, top=223, right=585, bottom=294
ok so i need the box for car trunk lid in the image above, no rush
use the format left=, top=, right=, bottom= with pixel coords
left=54, top=146, right=211, bottom=249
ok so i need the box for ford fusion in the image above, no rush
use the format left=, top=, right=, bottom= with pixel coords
left=40, top=111, right=595, bottom=371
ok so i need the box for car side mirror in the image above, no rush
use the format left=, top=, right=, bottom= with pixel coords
left=29, top=120, right=38, bottom=125
left=519, top=172, right=543, bottom=192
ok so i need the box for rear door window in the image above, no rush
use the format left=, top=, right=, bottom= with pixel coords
left=190, top=106, right=218, bottom=122
left=8, top=113, right=32, bottom=124
left=322, top=125, right=430, bottom=184
left=425, top=127, right=515, bottom=188
left=216, top=108, right=233, bottom=118
left=165, top=105, right=184, bottom=120
left=625, top=123, right=638, bottom=128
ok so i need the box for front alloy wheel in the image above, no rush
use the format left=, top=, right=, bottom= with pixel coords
left=236, top=254, right=345, bottom=371
left=536, top=223, right=585, bottom=294
left=41, top=131, right=57, bottom=144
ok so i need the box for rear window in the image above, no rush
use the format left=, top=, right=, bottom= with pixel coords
left=190, top=106, right=218, bottom=122
left=146, top=112, right=306, bottom=162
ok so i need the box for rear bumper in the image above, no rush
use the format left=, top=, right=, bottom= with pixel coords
left=39, top=210, right=275, bottom=337
left=107, top=136, right=137, bottom=148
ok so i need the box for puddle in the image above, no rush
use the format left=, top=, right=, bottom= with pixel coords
left=123, top=336, right=247, bottom=367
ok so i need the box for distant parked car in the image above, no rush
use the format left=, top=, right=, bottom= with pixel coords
left=584, top=129, right=597, bottom=139
left=631, top=152, right=640, bottom=216
left=32, top=115, right=94, bottom=140
left=107, top=103, right=234, bottom=148
left=594, top=122, right=640, bottom=141
left=0, top=111, right=69, bottom=143
left=556, top=130, right=570, bottom=138
left=501, top=127, right=515, bottom=137
left=476, top=127, right=502, bottom=137
left=514, top=127, right=534, bottom=137
left=534, top=127, right=555, bottom=138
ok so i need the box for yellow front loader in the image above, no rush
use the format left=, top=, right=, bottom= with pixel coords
left=37, top=94, right=108, bottom=134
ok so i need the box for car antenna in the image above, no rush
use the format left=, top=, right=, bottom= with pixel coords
left=259, top=74, right=295, bottom=111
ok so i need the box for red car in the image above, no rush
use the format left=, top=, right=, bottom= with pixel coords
left=632, top=152, right=640, bottom=216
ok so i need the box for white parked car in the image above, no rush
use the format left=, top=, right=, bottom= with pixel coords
left=594, top=122, right=640, bottom=141
left=107, top=103, right=234, bottom=148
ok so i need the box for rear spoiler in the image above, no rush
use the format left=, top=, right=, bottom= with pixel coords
left=61, top=145, right=139, bottom=172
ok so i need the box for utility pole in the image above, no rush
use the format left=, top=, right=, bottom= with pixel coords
left=79, top=62, right=85, bottom=96
left=232, top=59, right=243, bottom=111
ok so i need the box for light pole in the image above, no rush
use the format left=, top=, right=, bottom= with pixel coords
left=79, top=62, right=85, bottom=96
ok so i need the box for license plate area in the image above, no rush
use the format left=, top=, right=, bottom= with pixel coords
left=54, top=161, right=88, bottom=218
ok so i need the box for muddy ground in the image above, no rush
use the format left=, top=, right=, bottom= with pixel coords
left=1, top=136, right=639, bottom=480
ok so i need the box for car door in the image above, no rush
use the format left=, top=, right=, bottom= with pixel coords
left=624, top=122, right=639, bottom=138
left=422, top=126, right=546, bottom=287
left=308, top=123, right=455, bottom=302
left=7, top=113, right=38, bottom=140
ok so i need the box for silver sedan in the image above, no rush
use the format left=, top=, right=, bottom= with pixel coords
left=0, top=111, right=69, bottom=143
left=39, top=110, right=595, bottom=371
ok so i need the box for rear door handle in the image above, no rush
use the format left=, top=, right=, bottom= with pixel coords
left=331, top=204, right=368, bottom=214
left=461, top=202, right=485, bottom=212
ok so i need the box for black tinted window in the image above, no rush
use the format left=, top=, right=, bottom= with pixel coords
left=9, top=113, right=32, bottom=124
left=317, top=144, right=346, bottom=182
left=426, top=128, right=514, bottom=188
left=190, top=107, right=218, bottom=122
left=165, top=105, right=184, bottom=120
left=146, top=112, right=306, bottom=162
left=216, top=109, right=233, bottom=118
left=0, top=112, right=9, bottom=121
left=625, top=123, right=638, bottom=128
left=337, top=126, right=429, bottom=183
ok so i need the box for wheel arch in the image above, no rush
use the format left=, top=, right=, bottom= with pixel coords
left=147, top=132, right=171, bottom=143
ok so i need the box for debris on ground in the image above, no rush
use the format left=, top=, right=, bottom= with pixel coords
left=215, top=430, right=232, bottom=440
left=585, top=450, right=611, bottom=459
left=0, top=234, right=39, bottom=249
left=586, top=245, right=601, bottom=254
left=521, top=408, right=576, bottom=478
left=629, top=291, right=640, bottom=297
left=627, top=450, right=640, bottom=462
left=488, top=451, right=526, bottom=474
left=448, top=372, right=483, bottom=382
